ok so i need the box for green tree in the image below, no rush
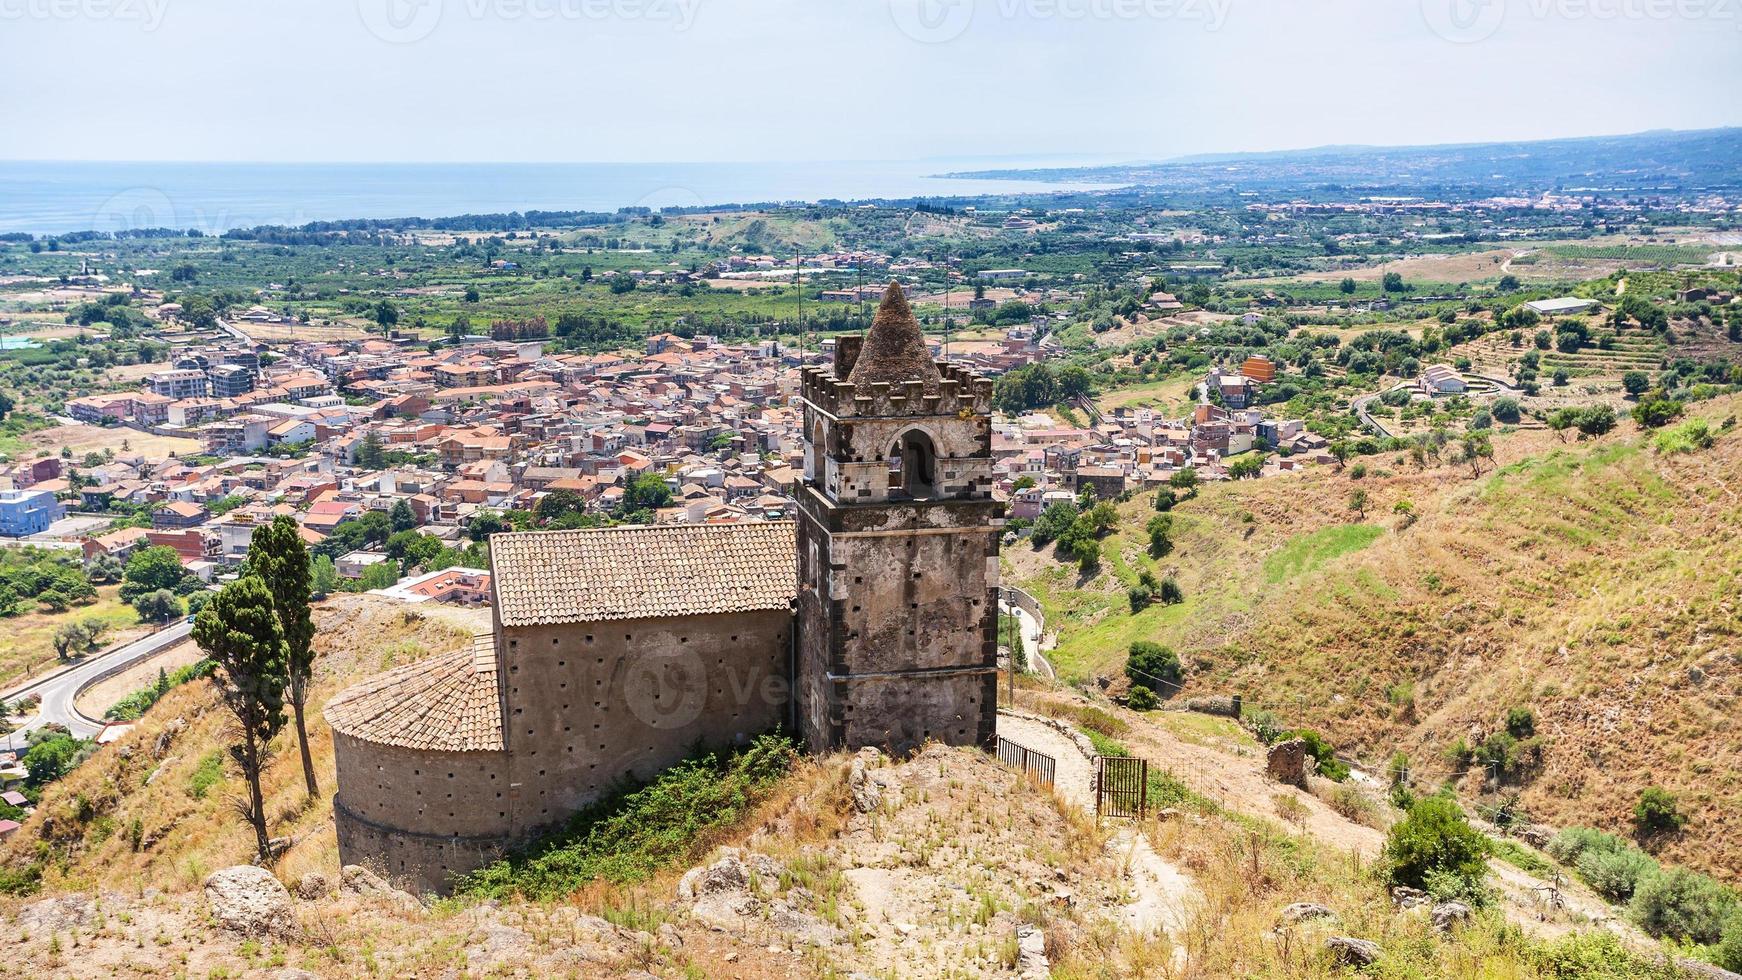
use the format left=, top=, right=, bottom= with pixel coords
left=621, top=472, right=673, bottom=515
left=534, top=488, right=586, bottom=523
left=310, top=554, right=339, bottom=596
left=121, top=545, right=189, bottom=602
left=1634, top=786, right=1686, bottom=836
left=1348, top=488, right=1368, bottom=519
left=355, top=431, right=387, bottom=469
left=1125, top=640, right=1182, bottom=696
left=1056, top=365, right=1094, bottom=400
left=1621, top=371, right=1651, bottom=396
left=1339, top=277, right=1357, bottom=295
left=1168, top=467, right=1199, bottom=495
left=249, top=517, right=319, bottom=798
left=131, top=588, right=183, bottom=623
left=1382, top=794, right=1489, bottom=898
left=193, top=576, right=288, bottom=863
left=1632, top=399, right=1683, bottom=429
left=389, top=498, right=417, bottom=532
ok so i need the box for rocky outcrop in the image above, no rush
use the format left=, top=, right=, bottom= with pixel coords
left=1279, top=902, right=1336, bottom=924
left=1324, top=936, right=1381, bottom=967
left=339, top=864, right=421, bottom=909
left=294, top=871, right=333, bottom=900
left=17, top=895, right=97, bottom=933
left=1266, top=739, right=1309, bottom=787
left=1016, top=924, right=1049, bottom=979
left=1430, top=901, right=1471, bottom=932
left=849, top=748, right=884, bottom=813
left=203, top=866, right=296, bottom=939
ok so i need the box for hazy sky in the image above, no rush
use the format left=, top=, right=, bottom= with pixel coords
left=3, top=0, right=1738, bottom=162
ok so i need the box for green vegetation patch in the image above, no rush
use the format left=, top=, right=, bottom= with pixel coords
left=1261, top=524, right=1384, bottom=585
left=457, top=734, right=798, bottom=900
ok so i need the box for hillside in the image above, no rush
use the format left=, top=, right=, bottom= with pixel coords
left=0, top=594, right=481, bottom=893
left=1010, top=393, right=1742, bottom=882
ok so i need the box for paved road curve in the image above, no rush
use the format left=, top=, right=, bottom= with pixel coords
left=1, top=619, right=193, bottom=752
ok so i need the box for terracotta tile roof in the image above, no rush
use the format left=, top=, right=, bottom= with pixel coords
left=489, top=521, right=796, bottom=626
left=324, top=634, right=503, bottom=752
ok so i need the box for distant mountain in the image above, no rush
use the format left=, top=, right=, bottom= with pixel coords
left=945, top=127, right=1742, bottom=199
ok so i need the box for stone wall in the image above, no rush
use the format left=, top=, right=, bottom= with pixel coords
left=498, top=608, right=790, bottom=834
left=330, top=732, right=513, bottom=893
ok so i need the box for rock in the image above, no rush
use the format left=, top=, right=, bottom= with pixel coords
left=1390, top=885, right=1429, bottom=909
left=657, top=922, right=684, bottom=948
left=340, top=864, right=394, bottom=895
left=1431, top=901, right=1472, bottom=932
left=748, top=852, right=784, bottom=882
left=18, top=895, right=97, bottom=932
left=849, top=749, right=883, bottom=813
left=339, top=864, right=420, bottom=908
left=1266, top=739, right=1310, bottom=788
left=294, top=871, right=332, bottom=900
left=1516, top=823, right=1553, bottom=848
left=1324, top=936, right=1381, bottom=967
left=1016, top=924, right=1049, bottom=979
left=265, top=836, right=295, bottom=860
left=153, top=717, right=186, bottom=757
left=1280, top=902, right=1336, bottom=924
left=1157, top=807, right=1182, bottom=821
left=203, top=866, right=296, bottom=939
left=1675, top=957, right=1742, bottom=980
left=682, top=853, right=749, bottom=899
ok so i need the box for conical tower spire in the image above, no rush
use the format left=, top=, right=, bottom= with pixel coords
left=846, top=282, right=941, bottom=394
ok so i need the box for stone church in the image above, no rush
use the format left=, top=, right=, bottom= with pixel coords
left=326, top=283, right=1004, bottom=892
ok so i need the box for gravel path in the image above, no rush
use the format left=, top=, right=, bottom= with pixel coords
left=996, top=713, right=1194, bottom=937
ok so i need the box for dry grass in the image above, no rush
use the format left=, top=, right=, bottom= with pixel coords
left=21, top=423, right=202, bottom=459
left=0, top=594, right=474, bottom=894
left=0, top=585, right=152, bottom=690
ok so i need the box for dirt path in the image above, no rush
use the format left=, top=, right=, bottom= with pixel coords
left=996, top=713, right=1194, bottom=937
left=1034, top=695, right=1658, bottom=950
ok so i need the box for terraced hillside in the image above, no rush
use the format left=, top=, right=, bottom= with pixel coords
left=1010, top=394, right=1742, bottom=880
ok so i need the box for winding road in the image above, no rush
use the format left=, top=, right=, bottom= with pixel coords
left=1, top=620, right=193, bottom=752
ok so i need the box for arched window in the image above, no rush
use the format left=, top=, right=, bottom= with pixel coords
left=888, top=429, right=939, bottom=499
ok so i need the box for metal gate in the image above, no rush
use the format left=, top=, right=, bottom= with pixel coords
left=995, top=736, right=1056, bottom=786
left=1096, top=755, right=1148, bottom=821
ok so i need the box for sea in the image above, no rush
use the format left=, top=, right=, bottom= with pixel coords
left=0, top=158, right=1123, bottom=236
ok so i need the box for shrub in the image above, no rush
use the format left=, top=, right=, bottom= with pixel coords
left=1652, top=418, right=1714, bottom=455
left=1632, top=398, right=1684, bottom=429
left=1717, top=913, right=1742, bottom=973
left=1546, top=826, right=1627, bottom=865
left=1634, top=786, right=1686, bottom=836
left=1382, top=794, right=1489, bottom=898
left=1243, top=708, right=1284, bottom=745
left=1491, top=396, right=1521, bottom=423
left=1504, top=706, right=1535, bottom=738
left=458, top=734, right=798, bottom=899
left=1126, top=685, right=1158, bottom=711
left=1576, top=846, right=1659, bottom=901
left=1125, top=641, right=1181, bottom=696
left=1530, top=932, right=1683, bottom=979
left=1628, top=867, right=1738, bottom=944
left=1285, top=728, right=1349, bottom=782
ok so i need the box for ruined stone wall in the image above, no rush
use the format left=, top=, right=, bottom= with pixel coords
left=498, top=609, right=790, bottom=834
left=330, top=732, right=512, bottom=893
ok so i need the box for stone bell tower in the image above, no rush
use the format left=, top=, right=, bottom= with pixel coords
left=794, top=283, right=1003, bottom=755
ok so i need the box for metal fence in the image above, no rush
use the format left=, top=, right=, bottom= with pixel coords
left=1096, top=755, right=1148, bottom=821
left=996, top=736, right=1056, bottom=786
